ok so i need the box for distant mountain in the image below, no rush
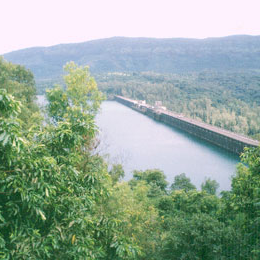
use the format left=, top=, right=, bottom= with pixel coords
left=3, top=35, right=260, bottom=83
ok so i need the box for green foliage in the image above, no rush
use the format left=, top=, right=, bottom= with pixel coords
left=221, top=146, right=260, bottom=258
left=0, top=63, right=141, bottom=259
left=97, top=70, right=260, bottom=138
left=46, top=86, right=69, bottom=122
left=161, top=213, right=231, bottom=260
left=1, top=59, right=260, bottom=259
left=109, top=164, right=125, bottom=184
left=240, top=146, right=260, bottom=175
left=129, top=169, right=168, bottom=198
left=201, top=178, right=219, bottom=195
left=170, top=173, right=196, bottom=192
left=0, top=89, right=23, bottom=168
left=100, top=182, right=159, bottom=259
left=0, top=57, right=40, bottom=129
left=0, top=89, right=21, bottom=118
left=64, top=62, right=105, bottom=116
left=156, top=155, right=260, bottom=259
left=158, top=190, right=220, bottom=217
left=4, top=36, right=260, bottom=137
left=252, top=133, right=260, bottom=141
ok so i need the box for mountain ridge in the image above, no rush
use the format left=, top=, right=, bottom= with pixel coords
left=3, top=35, right=260, bottom=83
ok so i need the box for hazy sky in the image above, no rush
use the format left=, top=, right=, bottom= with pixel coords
left=0, top=0, right=260, bottom=54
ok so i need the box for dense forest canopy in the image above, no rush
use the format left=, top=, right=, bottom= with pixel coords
left=1, top=60, right=260, bottom=259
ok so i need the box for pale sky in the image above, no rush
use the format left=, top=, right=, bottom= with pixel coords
left=0, top=0, right=260, bottom=54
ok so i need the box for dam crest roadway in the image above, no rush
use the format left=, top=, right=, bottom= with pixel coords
left=114, top=95, right=259, bottom=155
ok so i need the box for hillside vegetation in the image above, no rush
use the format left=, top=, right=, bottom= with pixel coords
left=97, top=71, right=260, bottom=139
left=2, top=36, right=260, bottom=140
left=3, top=35, right=260, bottom=84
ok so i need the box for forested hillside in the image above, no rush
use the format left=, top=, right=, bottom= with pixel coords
left=97, top=71, right=260, bottom=139
left=3, top=35, right=260, bottom=140
left=3, top=35, right=260, bottom=84
left=1, top=60, right=260, bottom=259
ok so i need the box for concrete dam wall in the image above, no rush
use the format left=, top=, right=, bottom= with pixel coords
left=114, top=95, right=259, bottom=155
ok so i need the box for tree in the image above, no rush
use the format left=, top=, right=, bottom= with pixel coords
left=223, top=146, right=260, bottom=258
left=170, top=173, right=196, bottom=192
left=201, top=178, right=219, bottom=195
left=129, top=169, right=168, bottom=197
left=109, top=164, right=125, bottom=184
left=100, top=182, right=160, bottom=260
left=0, top=57, right=40, bottom=129
left=157, top=187, right=238, bottom=259
left=161, top=213, right=231, bottom=260
left=63, top=61, right=104, bottom=116
left=158, top=189, right=220, bottom=218
left=0, top=63, right=141, bottom=259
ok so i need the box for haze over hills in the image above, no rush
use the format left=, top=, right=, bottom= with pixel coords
left=3, top=35, right=260, bottom=84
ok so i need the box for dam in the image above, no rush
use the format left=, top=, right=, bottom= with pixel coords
left=114, top=95, right=259, bottom=155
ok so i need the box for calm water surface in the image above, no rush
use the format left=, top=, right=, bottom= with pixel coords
left=96, top=101, right=240, bottom=191
left=37, top=96, right=240, bottom=191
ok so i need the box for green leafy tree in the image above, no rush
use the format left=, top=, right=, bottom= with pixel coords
left=99, top=181, right=161, bottom=259
left=64, top=61, right=104, bottom=116
left=109, top=164, right=125, bottom=184
left=0, top=57, right=40, bottom=129
left=130, top=169, right=168, bottom=191
left=201, top=178, right=219, bottom=195
left=170, top=173, right=196, bottom=192
left=45, top=86, right=69, bottom=122
left=161, top=213, right=234, bottom=260
left=158, top=189, right=220, bottom=217
left=129, top=169, right=168, bottom=199
left=0, top=63, right=141, bottom=259
left=222, top=146, right=260, bottom=258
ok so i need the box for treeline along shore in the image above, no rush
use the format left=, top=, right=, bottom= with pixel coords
left=114, top=95, right=259, bottom=155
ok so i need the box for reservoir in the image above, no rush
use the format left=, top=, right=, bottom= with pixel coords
left=96, top=101, right=240, bottom=191
left=37, top=96, right=240, bottom=191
